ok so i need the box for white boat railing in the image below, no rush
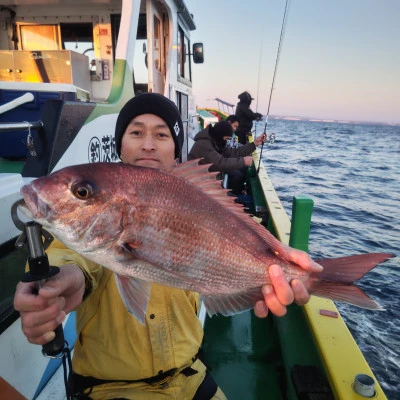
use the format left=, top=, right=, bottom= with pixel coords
left=0, top=93, right=34, bottom=115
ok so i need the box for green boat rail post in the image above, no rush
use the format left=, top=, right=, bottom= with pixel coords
left=289, top=196, right=314, bottom=252
left=274, top=195, right=334, bottom=400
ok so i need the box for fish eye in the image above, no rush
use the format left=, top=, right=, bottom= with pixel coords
left=72, top=181, right=93, bottom=200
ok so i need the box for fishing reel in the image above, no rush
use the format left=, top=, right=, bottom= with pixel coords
left=256, top=131, right=276, bottom=173
left=268, top=132, right=276, bottom=144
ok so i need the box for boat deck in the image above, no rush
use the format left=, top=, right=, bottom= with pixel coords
left=202, top=311, right=284, bottom=399
left=201, top=159, right=335, bottom=399
left=202, top=305, right=334, bottom=400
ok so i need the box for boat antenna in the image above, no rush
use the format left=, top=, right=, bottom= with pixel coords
left=257, top=0, right=291, bottom=173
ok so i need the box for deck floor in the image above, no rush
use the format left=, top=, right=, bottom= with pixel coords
left=202, top=311, right=284, bottom=399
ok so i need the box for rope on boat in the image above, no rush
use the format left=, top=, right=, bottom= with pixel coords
left=257, top=0, right=291, bottom=173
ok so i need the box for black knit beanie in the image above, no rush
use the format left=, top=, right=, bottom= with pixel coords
left=115, top=93, right=184, bottom=159
left=209, top=121, right=233, bottom=150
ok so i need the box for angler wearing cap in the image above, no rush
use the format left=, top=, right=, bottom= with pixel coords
left=14, top=93, right=313, bottom=399
left=235, top=91, right=263, bottom=144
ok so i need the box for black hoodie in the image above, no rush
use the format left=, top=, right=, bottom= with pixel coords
left=188, top=124, right=256, bottom=172
left=235, top=91, right=262, bottom=137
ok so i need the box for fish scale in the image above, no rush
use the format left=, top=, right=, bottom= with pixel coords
left=126, top=206, right=270, bottom=290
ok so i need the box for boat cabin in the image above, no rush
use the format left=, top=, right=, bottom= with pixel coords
left=0, top=0, right=203, bottom=159
left=0, top=1, right=205, bottom=397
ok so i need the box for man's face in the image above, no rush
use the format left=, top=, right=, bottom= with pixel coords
left=120, top=114, right=176, bottom=170
left=230, top=121, right=239, bottom=132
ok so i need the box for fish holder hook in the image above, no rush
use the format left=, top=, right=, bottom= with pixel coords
left=11, top=200, right=67, bottom=357
left=22, top=121, right=37, bottom=156
left=12, top=201, right=83, bottom=400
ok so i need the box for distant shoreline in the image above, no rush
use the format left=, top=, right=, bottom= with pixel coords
left=269, top=115, right=399, bottom=127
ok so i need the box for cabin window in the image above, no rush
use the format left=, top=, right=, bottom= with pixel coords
left=177, top=26, right=191, bottom=82
left=20, top=25, right=60, bottom=50
left=176, top=91, right=189, bottom=161
left=60, top=23, right=94, bottom=69
left=176, top=91, right=188, bottom=121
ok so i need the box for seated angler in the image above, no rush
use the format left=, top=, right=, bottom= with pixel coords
left=188, top=120, right=266, bottom=195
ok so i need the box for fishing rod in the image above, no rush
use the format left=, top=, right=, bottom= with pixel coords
left=257, top=0, right=291, bottom=173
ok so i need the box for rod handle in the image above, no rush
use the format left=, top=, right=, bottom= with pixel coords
left=42, top=324, right=65, bottom=356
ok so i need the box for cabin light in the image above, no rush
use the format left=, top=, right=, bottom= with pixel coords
left=66, top=61, right=71, bottom=66
left=353, top=374, right=375, bottom=397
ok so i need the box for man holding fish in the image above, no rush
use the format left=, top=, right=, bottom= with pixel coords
left=13, top=93, right=323, bottom=399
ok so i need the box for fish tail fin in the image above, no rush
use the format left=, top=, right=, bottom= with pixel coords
left=310, top=253, right=394, bottom=309
left=312, top=281, right=383, bottom=310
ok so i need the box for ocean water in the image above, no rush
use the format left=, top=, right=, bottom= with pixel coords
left=257, top=119, right=400, bottom=399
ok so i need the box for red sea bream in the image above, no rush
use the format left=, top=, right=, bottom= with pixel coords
left=19, top=160, right=394, bottom=324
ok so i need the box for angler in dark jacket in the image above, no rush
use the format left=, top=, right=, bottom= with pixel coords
left=188, top=121, right=266, bottom=194
left=235, top=91, right=263, bottom=144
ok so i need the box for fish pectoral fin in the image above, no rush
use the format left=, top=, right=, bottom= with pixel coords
left=114, top=273, right=151, bottom=325
left=201, top=288, right=263, bottom=317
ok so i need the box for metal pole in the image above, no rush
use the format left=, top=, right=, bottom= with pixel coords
left=0, top=121, right=43, bottom=132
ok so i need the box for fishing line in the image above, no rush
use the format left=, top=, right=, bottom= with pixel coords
left=257, top=0, right=291, bottom=173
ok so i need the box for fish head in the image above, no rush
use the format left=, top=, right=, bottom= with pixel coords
left=19, top=163, right=136, bottom=252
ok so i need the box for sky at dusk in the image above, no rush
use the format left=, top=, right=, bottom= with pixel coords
left=187, top=0, right=399, bottom=124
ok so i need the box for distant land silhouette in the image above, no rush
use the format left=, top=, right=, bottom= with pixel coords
left=269, top=115, right=399, bottom=126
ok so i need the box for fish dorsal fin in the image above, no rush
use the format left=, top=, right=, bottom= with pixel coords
left=169, top=160, right=323, bottom=269
left=167, top=159, right=214, bottom=177
left=168, top=159, right=246, bottom=214
left=168, top=160, right=290, bottom=251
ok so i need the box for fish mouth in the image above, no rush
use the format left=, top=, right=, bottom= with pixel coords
left=20, top=184, right=51, bottom=223
left=17, top=200, right=33, bottom=220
